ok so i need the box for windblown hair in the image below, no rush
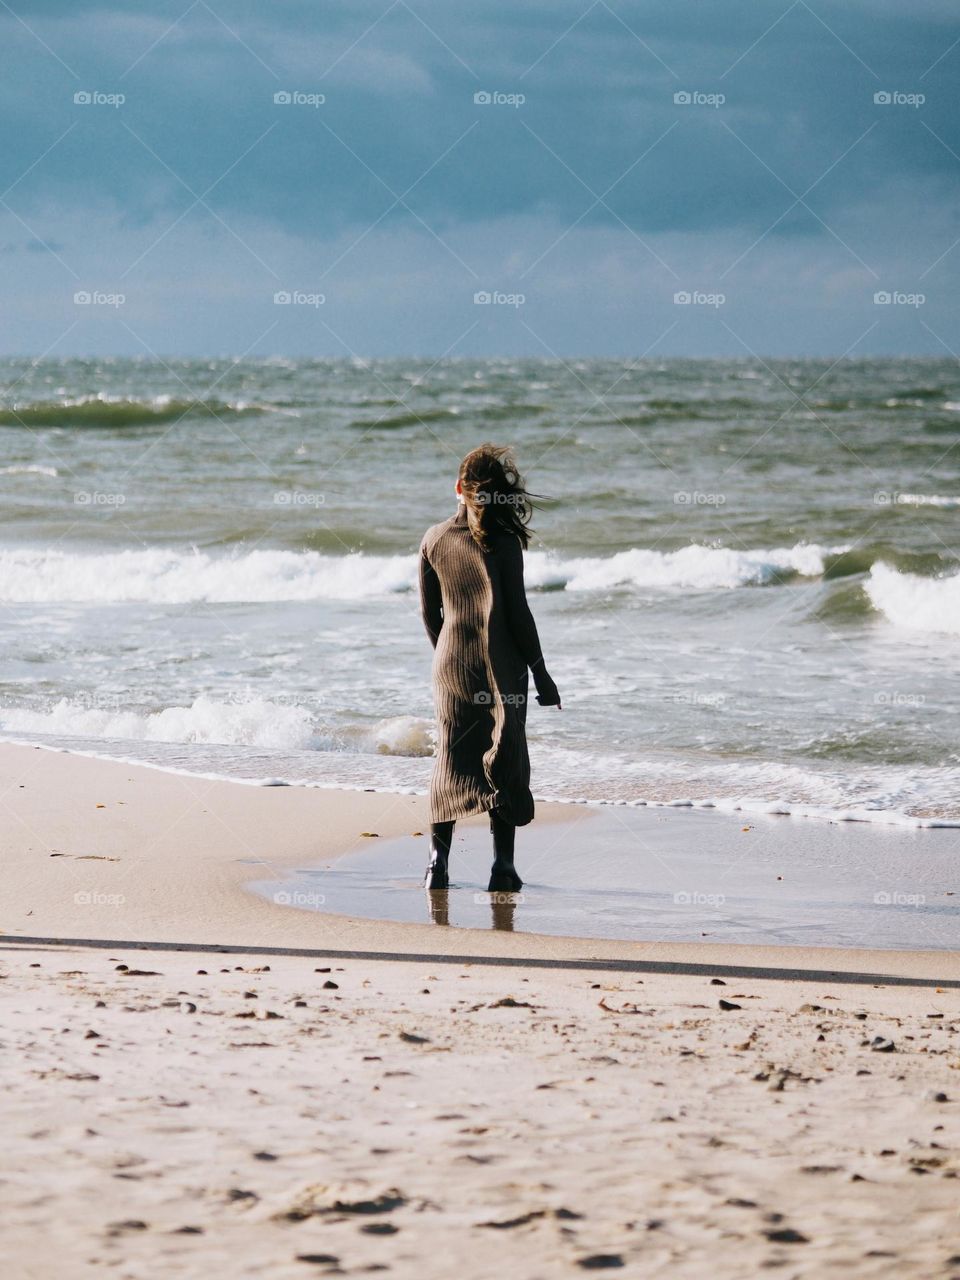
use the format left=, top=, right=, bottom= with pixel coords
left=458, top=443, right=535, bottom=551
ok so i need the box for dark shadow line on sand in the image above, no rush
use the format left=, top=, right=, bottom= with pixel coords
left=2, top=934, right=958, bottom=988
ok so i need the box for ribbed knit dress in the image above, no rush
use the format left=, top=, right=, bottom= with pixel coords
left=419, top=504, right=547, bottom=827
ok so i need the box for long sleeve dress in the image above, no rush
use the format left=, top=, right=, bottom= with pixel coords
left=418, top=504, right=549, bottom=827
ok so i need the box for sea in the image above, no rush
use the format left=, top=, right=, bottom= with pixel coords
left=1, top=355, right=958, bottom=828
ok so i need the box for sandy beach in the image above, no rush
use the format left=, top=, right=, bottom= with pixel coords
left=2, top=742, right=959, bottom=1276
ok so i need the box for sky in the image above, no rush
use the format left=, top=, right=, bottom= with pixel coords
left=1, top=0, right=958, bottom=357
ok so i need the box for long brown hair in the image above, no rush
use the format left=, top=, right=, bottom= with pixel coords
left=458, top=443, right=534, bottom=551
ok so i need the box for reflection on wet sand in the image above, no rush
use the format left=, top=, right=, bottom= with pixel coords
left=424, top=889, right=522, bottom=931
left=425, top=889, right=449, bottom=927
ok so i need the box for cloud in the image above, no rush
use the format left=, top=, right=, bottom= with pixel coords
left=0, top=1, right=957, bottom=354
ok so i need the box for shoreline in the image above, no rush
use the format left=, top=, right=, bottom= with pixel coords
left=4, top=730, right=957, bottom=831
left=2, top=741, right=958, bottom=982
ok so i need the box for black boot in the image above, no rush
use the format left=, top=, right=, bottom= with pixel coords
left=487, top=809, right=523, bottom=892
left=424, top=820, right=454, bottom=890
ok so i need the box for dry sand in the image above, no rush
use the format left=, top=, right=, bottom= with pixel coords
left=1, top=742, right=959, bottom=1277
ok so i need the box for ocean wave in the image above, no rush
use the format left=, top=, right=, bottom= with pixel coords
left=348, top=407, right=460, bottom=430
left=0, top=463, right=58, bottom=476
left=523, top=542, right=842, bottom=591
left=0, top=546, right=415, bottom=602
left=0, top=695, right=315, bottom=749
left=0, top=697, right=434, bottom=757
left=4, top=727, right=956, bottom=828
left=865, top=563, right=960, bottom=635
left=0, top=395, right=269, bottom=428
left=0, top=541, right=847, bottom=603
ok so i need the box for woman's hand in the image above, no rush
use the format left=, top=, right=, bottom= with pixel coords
left=535, top=673, right=562, bottom=710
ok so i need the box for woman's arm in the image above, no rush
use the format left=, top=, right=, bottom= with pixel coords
left=419, top=543, right=443, bottom=649
left=497, top=534, right=561, bottom=707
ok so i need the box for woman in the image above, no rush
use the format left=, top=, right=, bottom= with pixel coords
left=418, top=444, right=561, bottom=893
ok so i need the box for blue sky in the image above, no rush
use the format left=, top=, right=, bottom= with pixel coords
left=1, top=0, right=958, bottom=356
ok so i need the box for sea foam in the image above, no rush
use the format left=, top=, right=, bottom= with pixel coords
left=865, top=563, right=960, bottom=635
left=0, top=697, right=435, bottom=757
left=0, top=541, right=840, bottom=604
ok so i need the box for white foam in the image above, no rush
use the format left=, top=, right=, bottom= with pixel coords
left=0, top=541, right=842, bottom=604
left=0, top=546, right=415, bottom=603
left=865, top=562, right=960, bottom=635
left=524, top=542, right=839, bottom=592
left=365, top=715, right=435, bottom=757
left=0, top=698, right=437, bottom=759
left=0, top=695, right=316, bottom=750
left=0, top=464, right=58, bottom=477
